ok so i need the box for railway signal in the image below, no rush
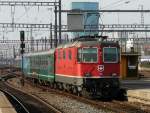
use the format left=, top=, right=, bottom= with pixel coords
left=20, top=30, right=25, bottom=86
left=20, top=31, right=25, bottom=54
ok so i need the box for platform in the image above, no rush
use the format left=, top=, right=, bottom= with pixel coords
left=0, top=91, right=17, bottom=113
left=121, top=78, right=150, bottom=104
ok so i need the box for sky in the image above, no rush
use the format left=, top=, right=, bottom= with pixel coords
left=0, top=0, right=150, bottom=40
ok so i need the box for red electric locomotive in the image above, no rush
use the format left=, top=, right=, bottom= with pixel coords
left=55, top=36, right=121, bottom=98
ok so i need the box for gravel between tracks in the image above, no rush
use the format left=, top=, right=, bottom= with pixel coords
left=7, top=77, right=113, bottom=113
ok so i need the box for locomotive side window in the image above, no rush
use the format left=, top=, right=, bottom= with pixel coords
left=77, top=48, right=82, bottom=62
left=68, top=50, right=72, bottom=60
left=58, top=49, right=61, bottom=60
left=103, top=47, right=118, bottom=63
left=63, top=50, right=66, bottom=60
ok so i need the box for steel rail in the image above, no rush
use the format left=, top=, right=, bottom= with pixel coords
left=2, top=72, right=63, bottom=113
left=0, top=88, right=30, bottom=113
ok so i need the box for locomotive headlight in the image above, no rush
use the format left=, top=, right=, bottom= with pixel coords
left=112, top=73, right=117, bottom=77
left=85, top=73, right=91, bottom=77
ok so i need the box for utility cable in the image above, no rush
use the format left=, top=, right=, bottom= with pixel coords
left=101, top=0, right=127, bottom=9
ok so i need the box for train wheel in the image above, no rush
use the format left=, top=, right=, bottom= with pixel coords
left=58, top=83, right=63, bottom=90
left=68, top=85, right=72, bottom=93
left=61, top=83, right=64, bottom=90
left=50, top=83, right=54, bottom=89
left=77, top=91, right=82, bottom=96
left=66, top=84, right=71, bottom=92
left=43, top=81, right=47, bottom=86
left=53, top=83, right=57, bottom=89
left=82, top=88, right=90, bottom=98
left=72, top=86, right=77, bottom=94
left=116, top=88, right=127, bottom=101
left=38, top=80, right=42, bottom=85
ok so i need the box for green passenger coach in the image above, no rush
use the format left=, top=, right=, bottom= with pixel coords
left=23, top=49, right=55, bottom=83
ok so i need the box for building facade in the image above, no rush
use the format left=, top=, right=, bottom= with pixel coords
left=72, top=2, right=99, bottom=37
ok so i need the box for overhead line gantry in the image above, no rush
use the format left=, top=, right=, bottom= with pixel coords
left=0, top=1, right=59, bottom=6
left=0, top=0, right=61, bottom=47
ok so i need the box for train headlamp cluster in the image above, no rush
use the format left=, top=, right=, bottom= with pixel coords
left=112, top=73, right=117, bottom=77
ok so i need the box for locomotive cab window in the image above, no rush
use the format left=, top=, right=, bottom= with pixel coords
left=103, top=47, right=118, bottom=63
left=77, top=48, right=98, bottom=63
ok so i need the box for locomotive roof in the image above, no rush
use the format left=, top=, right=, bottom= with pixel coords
left=24, top=49, right=55, bottom=57
left=57, top=39, right=119, bottom=49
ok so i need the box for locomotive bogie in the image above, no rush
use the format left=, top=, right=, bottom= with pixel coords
left=83, top=77, right=120, bottom=98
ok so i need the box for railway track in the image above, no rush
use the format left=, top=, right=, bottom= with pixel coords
left=0, top=81, right=62, bottom=113
left=27, top=79, right=150, bottom=113
left=0, top=88, right=29, bottom=113
left=46, top=89, right=150, bottom=113
left=3, top=71, right=150, bottom=113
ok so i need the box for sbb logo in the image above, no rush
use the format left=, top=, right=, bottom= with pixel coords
left=97, top=65, right=104, bottom=72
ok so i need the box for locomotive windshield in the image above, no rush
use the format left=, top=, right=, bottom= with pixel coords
left=78, top=48, right=98, bottom=63
left=103, top=47, right=118, bottom=63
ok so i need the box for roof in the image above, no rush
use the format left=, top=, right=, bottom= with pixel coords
left=24, top=49, right=55, bottom=57
left=57, top=39, right=119, bottom=49
left=121, top=52, right=140, bottom=56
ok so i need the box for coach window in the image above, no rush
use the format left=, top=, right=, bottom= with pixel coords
left=69, top=50, right=72, bottom=60
left=63, top=50, right=66, bottom=60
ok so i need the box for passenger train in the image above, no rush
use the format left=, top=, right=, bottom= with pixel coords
left=15, top=36, right=124, bottom=99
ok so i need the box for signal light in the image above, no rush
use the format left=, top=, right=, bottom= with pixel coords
left=20, top=31, right=25, bottom=41
left=20, top=31, right=25, bottom=54
left=20, top=43, right=25, bottom=49
left=20, top=49, right=25, bottom=54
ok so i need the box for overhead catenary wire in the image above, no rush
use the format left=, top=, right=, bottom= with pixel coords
left=101, top=0, right=140, bottom=9
left=101, top=0, right=124, bottom=9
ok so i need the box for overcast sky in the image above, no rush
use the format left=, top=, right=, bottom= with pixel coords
left=0, top=0, right=150, bottom=40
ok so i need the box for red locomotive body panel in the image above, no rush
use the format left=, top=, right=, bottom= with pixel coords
left=55, top=47, right=78, bottom=77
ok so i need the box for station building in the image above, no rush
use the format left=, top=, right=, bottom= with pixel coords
left=120, top=47, right=140, bottom=79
